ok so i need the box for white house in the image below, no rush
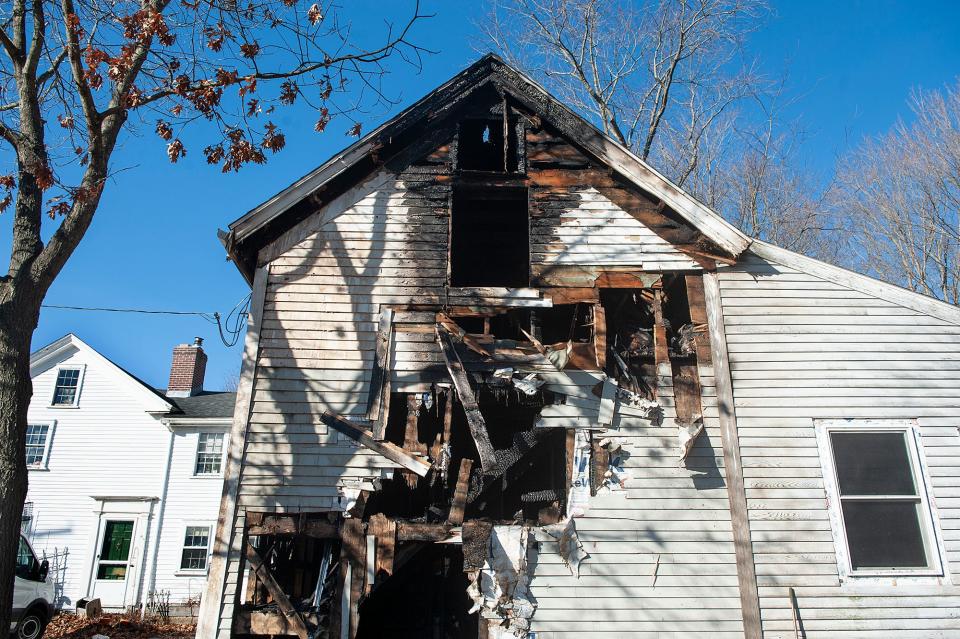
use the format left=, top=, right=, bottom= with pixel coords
left=23, top=334, right=235, bottom=615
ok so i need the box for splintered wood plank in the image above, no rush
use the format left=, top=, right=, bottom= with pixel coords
left=447, top=459, right=474, bottom=525
left=368, top=308, right=394, bottom=438
left=321, top=412, right=431, bottom=477
left=435, top=324, right=498, bottom=470
left=244, top=545, right=309, bottom=639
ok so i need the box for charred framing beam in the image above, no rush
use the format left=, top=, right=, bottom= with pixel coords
left=703, top=272, right=761, bottom=639
left=246, top=513, right=338, bottom=538
left=321, top=412, right=432, bottom=477
left=435, top=323, right=498, bottom=470
left=244, top=544, right=310, bottom=639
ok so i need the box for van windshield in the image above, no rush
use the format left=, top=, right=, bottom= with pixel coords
left=16, top=536, right=37, bottom=580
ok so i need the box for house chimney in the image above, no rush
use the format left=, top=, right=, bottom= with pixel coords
left=167, top=337, right=207, bottom=397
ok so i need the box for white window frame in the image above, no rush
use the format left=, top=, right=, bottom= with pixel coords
left=25, top=421, right=55, bottom=470
left=193, top=431, right=226, bottom=477
left=49, top=365, right=86, bottom=408
left=815, top=419, right=946, bottom=581
left=177, top=524, right=212, bottom=574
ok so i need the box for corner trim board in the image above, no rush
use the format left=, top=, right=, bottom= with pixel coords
left=196, top=264, right=269, bottom=639
left=703, top=271, right=762, bottom=639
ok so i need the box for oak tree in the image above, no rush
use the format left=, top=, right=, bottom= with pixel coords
left=0, top=0, right=427, bottom=630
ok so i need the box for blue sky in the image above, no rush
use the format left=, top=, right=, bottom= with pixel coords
left=16, top=0, right=960, bottom=390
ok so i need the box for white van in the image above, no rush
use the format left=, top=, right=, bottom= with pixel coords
left=10, top=535, right=54, bottom=639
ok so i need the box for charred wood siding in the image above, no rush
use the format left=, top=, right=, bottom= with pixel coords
left=719, top=253, right=960, bottom=638
left=527, top=129, right=701, bottom=276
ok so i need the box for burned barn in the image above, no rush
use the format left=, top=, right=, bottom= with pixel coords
left=198, top=56, right=960, bottom=638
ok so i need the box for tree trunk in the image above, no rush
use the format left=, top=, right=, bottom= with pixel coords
left=0, top=303, right=40, bottom=635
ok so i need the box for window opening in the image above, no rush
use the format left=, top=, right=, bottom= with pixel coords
left=450, top=186, right=528, bottom=287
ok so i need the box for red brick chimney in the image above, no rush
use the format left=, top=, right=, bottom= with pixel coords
left=167, top=337, right=207, bottom=397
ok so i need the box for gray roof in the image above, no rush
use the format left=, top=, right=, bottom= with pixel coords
left=166, top=391, right=237, bottom=419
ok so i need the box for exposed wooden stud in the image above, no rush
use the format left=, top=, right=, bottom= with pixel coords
left=321, top=412, right=432, bottom=477
left=593, top=303, right=607, bottom=369
left=368, top=513, right=396, bottom=582
left=590, top=434, right=611, bottom=496
left=340, top=518, right=366, bottom=639
left=447, top=458, right=474, bottom=525
left=435, top=324, right=498, bottom=470
left=652, top=289, right=670, bottom=368
left=703, top=271, right=761, bottom=639
left=244, top=544, right=309, bottom=639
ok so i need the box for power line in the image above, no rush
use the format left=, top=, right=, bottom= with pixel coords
left=41, top=294, right=253, bottom=348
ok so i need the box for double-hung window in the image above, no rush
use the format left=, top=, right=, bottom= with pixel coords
left=180, top=526, right=211, bottom=571
left=25, top=423, right=54, bottom=469
left=194, top=432, right=225, bottom=476
left=51, top=367, right=83, bottom=406
left=818, top=421, right=942, bottom=577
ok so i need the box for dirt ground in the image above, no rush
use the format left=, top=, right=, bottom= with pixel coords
left=44, top=613, right=195, bottom=639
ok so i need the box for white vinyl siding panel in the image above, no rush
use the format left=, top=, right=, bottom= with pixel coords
left=719, top=253, right=960, bottom=637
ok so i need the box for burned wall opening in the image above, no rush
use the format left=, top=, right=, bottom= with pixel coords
left=449, top=185, right=529, bottom=288
left=356, top=544, right=476, bottom=639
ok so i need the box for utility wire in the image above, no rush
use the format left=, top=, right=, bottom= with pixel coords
left=41, top=293, right=252, bottom=348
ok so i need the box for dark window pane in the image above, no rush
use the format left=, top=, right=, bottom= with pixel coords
left=181, top=549, right=207, bottom=570
left=842, top=500, right=928, bottom=569
left=100, top=521, right=134, bottom=561
left=97, top=564, right=127, bottom=580
left=831, top=432, right=916, bottom=495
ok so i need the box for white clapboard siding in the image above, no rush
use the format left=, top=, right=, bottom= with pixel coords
left=719, top=252, right=960, bottom=637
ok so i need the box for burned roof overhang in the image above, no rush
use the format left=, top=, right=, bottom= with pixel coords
left=221, top=54, right=751, bottom=284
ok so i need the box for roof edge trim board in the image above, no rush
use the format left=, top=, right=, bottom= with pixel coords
left=747, top=240, right=960, bottom=326
left=225, top=54, right=749, bottom=264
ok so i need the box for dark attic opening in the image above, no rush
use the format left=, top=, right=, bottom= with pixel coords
left=457, top=117, right=519, bottom=173
left=449, top=185, right=529, bottom=287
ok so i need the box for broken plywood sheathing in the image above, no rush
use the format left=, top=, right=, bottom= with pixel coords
left=435, top=322, right=498, bottom=470
left=320, top=412, right=432, bottom=477
left=467, top=525, right=536, bottom=638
